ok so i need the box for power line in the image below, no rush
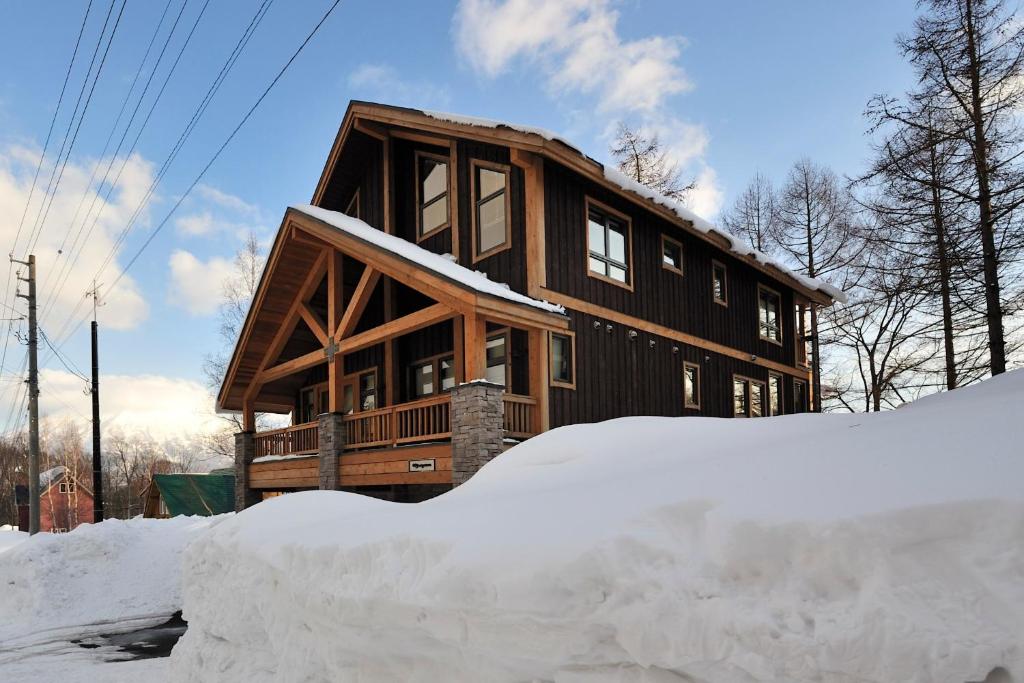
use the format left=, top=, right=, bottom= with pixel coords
left=39, top=328, right=89, bottom=383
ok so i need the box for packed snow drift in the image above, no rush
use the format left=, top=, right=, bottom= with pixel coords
left=0, top=515, right=226, bottom=650
left=172, top=372, right=1024, bottom=682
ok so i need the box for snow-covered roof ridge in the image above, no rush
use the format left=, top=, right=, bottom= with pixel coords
left=420, top=108, right=846, bottom=304
left=290, top=204, right=565, bottom=315
left=39, top=466, right=65, bottom=488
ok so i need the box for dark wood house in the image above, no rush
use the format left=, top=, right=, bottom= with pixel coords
left=220, top=101, right=840, bottom=507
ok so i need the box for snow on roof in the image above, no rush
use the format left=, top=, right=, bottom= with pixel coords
left=291, top=204, right=566, bottom=315
left=421, top=108, right=846, bottom=303
left=39, top=466, right=65, bottom=489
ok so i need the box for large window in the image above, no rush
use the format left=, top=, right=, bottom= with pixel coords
left=485, top=333, right=508, bottom=388
left=416, top=152, right=449, bottom=239
left=661, top=234, right=684, bottom=275
left=550, top=332, right=575, bottom=388
left=587, top=200, right=631, bottom=287
left=410, top=354, right=456, bottom=398
left=473, top=161, right=510, bottom=260
left=768, top=373, right=783, bottom=416
left=758, top=285, right=782, bottom=344
left=683, top=362, right=701, bottom=410
left=733, top=376, right=766, bottom=418
left=712, top=260, right=728, bottom=305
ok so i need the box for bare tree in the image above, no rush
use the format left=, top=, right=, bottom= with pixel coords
left=774, top=159, right=859, bottom=410
left=0, top=432, right=27, bottom=526
left=721, top=172, right=776, bottom=252
left=610, top=123, right=694, bottom=201
left=876, top=0, right=1024, bottom=375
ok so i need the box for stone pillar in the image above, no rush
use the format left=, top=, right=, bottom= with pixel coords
left=450, top=380, right=505, bottom=486
left=318, top=412, right=346, bottom=490
left=234, top=431, right=260, bottom=512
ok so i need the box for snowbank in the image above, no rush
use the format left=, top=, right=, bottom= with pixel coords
left=0, top=526, right=27, bottom=553
left=0, top=515, right=226, bottom=648
left=171, top=371, right=1024, bottom=682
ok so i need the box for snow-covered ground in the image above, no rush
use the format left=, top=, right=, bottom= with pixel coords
left=170, top=370, right=1024, bottom=683
left=0, top=524, right=28, bottom=553
left=0, top=515, right=225, bottom=682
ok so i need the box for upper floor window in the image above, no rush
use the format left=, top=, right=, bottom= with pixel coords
left=472, top=161, right=510, bottom=260
left=758, top=285, right=782, bottom=344
left=550, top=332, right=575, bottom=388
left=733, top=376, right=766, bottom=417
left=661, top=234, right=684, bottom=275
left=416, top=152, right=449, bottom=239
left=587, top=199, right=631, bottom=287
left=345, top=190, right=360, bottom=220
left=59, top=481, right=75, bottom=494
left=712, top=260, right=728, bottom=305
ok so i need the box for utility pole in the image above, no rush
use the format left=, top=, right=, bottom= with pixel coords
left=88, top=283, right=104, bottom=522
left=13, top=255, right=40, bottom=535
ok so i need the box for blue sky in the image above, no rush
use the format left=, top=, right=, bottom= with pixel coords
left=0, top=0, right=919, bottom=437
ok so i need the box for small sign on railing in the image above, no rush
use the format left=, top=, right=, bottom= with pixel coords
left=408, top=459, right=436, bottom=472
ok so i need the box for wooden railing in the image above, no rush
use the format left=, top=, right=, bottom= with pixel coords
left=254, top=421, right=319, bottom=458
left=345, top=394, right=451, bottom=449
left=503, top=394, right=537, bottom=439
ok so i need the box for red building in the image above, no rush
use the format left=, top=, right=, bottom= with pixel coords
left=16, top=466, right=94, bottom=533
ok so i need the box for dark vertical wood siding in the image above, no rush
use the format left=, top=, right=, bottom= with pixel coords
left=396, top=320, right=454, bottom=403
left=543, top=160, right=796, bottom=366
left=392, top=138, right=453, bottom=253
left=318, top=131, right=384, bottom=230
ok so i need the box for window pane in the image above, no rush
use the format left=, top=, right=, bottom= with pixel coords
left=412, top=363, right=434, bottom=398
left=343, top=385, right=354, bottom=415
left=439, top=357, right=456, bottom=392
left=608, top=225, right=626, bottom=263
left=477, top=194, right=506, bottom=253
left=751, top=383, right=764, bottom=417
left=770, top=375, right=782, bottom=416
left=360, top=373, right=376, bottom=411
left=589, top=257, right=606, bottom=276
left=588, top=218, right=605, bottom=256
left=609, top=265, right=627, bottom=282
left=714, top=266, right=726, bottom=301
left=421, top=158, right=447, bottom=202
left=552, top=334, right=572, bottom=383
left=478, top=167, right=505, bottom=198
left=733, top=379, right=748, bottom=417
left=421, top=197, right=448, bottom=235
left=663, top=240, right=681, bottom=270
left=685, top=366, right=698, bottom=406
left=486, top=336, right=506, bottom=386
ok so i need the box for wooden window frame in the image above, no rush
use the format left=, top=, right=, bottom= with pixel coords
left=661, top=234, right=684, bottom=276
left=409, top=352, right=456, bottom=398
left=585, top=196, right=634, bottom=291
left=415, top=150, right=450, bottom=242
left=548, top=330, right=576, bottom=389
left=345, top=189, right=360, bottom=220
left=683, top=361, right=701, bottom=410
left=712, top=260, right=728, bottom=307
left=470, top=159, right=512, bottom=263
left=59, top=481, right=75, bottom=494
left=793, top=378, right=808, bottom=414
left=356, top=367, right=379, bottom=412
left=768, top=372, right=784, bottom=416
left=732, top=374, right=767, bottom=418
left=794, top=297, right=810, bottom=368
left=758, top=284, right=784, bottom=346
left=485, top=329, right=511, bottom=390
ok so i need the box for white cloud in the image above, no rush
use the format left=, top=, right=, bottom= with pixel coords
left=453, top=0, right=723, bottom=218
left=0, top=146, right=151, bottom=331
left=39, top=367, right=222, bottom=442
left=348, top=64, right=451, bottom=109
left=175, top=211, right=217, bottom=237
left=167, top=249, right=234, bottom=316
left=194, top=183, right=261, bottom=218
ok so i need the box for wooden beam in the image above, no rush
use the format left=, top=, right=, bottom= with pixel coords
left=242, top=398, right=255, bottom=432
left=463, top=312, right=486, bottom=381
left=390, top=127, right=450, bottom=148
left=341, top=303, right=454, bottom=356
left=260, top=349, right=326, bottom=385
left=327, top=249, right=344, bottom=337
left=528, top=328, right=550, bottom=433
left=512, top=149, right=547, bottom=298
left=449, top=138, right=460, bottom=260
left=353, top=118, right=388, bottom=141
left=298, top=303, right=328, bottom=346
left=383, top=134, right=393, bottom=235
left=453, top=316, right=465, bottom=384
left=337, top=266, right=380, bottom=339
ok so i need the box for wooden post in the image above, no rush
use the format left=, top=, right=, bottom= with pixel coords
left=527, top=328, right=550, bottom=433
left=328, top=250, right=345, bottom=413
left=242, top=397, right=256, bottom=433
left=453, top=316, right=465, bottom=384
left=463, top=312, right=486, bottom=381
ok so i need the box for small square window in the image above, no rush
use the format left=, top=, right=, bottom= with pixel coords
left=550, top=333, right=575, bottom=387
left=59, top=482, right=75, bottom=494
left=661, top=235, right=683, bottom=275
left=712, top=261, right=728, bottom=305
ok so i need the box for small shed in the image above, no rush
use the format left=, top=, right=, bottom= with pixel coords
left=142, top=470, right=235, bottom=518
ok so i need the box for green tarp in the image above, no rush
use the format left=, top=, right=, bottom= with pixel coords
left=153, top=473, right=234, bottom=517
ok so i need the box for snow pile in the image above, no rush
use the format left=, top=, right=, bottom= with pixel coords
left=421, top=107, right=845, bottom=303
left=0, top=515, right=226, bottom=648
left=171, top=371, right=1024, bottom=682
left=292, top=204, right=565, bottom=315
left=0, top=526, right=27, bottom=553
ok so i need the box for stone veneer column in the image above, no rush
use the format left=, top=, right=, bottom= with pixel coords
left=318, top=412, right=346, bottom=490
left=450, top=380, right=505, bottom=486
left=234, top=431, right=260, bottom=512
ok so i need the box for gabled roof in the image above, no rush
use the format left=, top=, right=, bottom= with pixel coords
left=316, top=101, right=845, bottom=305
